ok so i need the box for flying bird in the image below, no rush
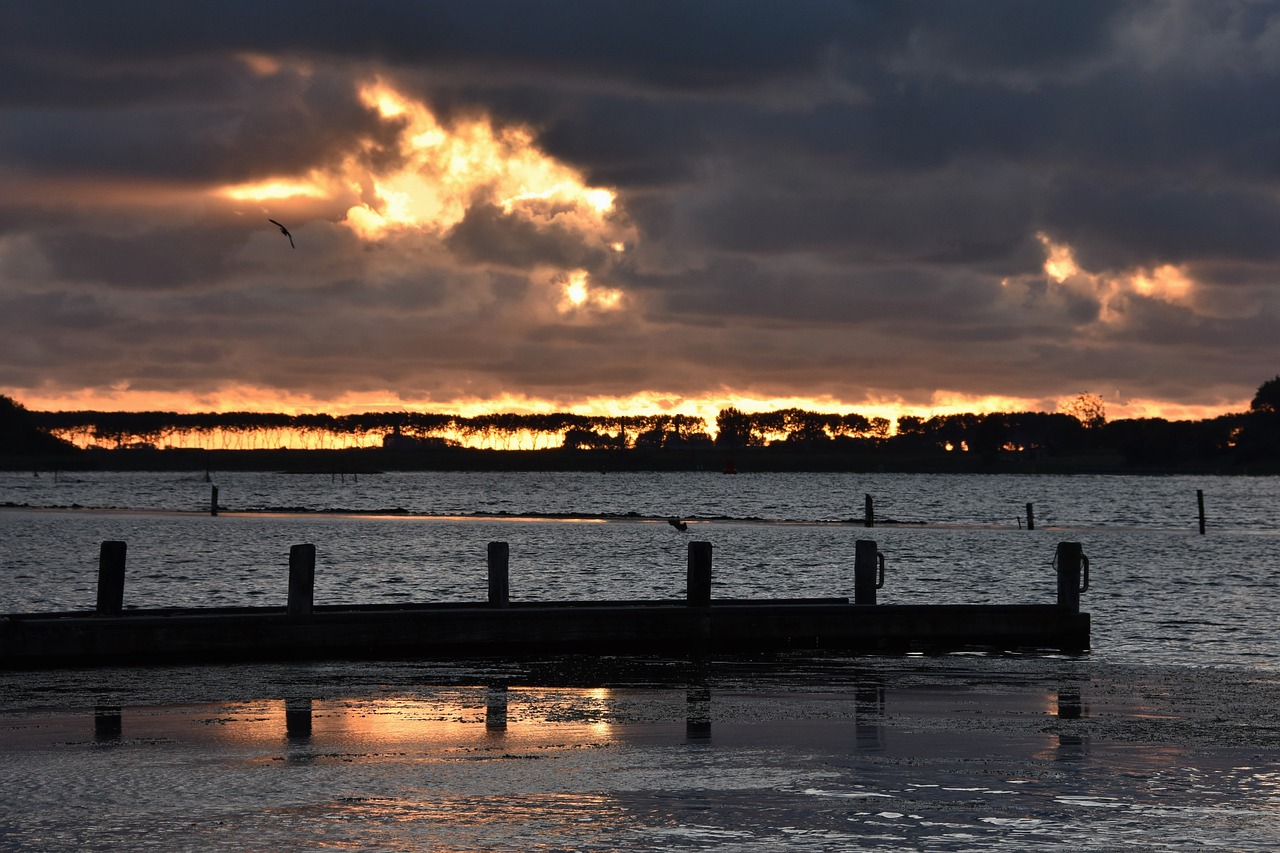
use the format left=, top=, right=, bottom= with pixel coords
left=268, top=219, right=295, bottom=248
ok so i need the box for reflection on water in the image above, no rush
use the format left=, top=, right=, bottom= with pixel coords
left=1, top=666, right=1276, bottom=851
left=93, top=705, right=121, bottom=743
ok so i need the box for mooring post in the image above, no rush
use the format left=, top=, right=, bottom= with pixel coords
left=487, top=541, right=510, bottom=607
left=864, top=493, right=875, bottom=528
left=210, top=485, right=219, bottom=517
left=1026, top=502, right=1035, bottom=531
left=1055, top=541, right=1086, bottom=613
left=96, top=540, right=127, bottom=616
left=1197, top=489, right=1206, bottom=535
left=687, top=541, right=713, bottom=606
left=854, top=539, right=883, bottom=605
left=287, top=544, right=315, bottom=616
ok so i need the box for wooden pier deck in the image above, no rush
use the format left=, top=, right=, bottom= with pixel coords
left=0, top=540, right=1091, bottom=668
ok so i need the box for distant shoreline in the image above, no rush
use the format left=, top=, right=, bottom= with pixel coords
left=3, top=445, right=1274, bottom=475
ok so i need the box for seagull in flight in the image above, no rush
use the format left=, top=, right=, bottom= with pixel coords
left=268, top=218, right=295, bottom=248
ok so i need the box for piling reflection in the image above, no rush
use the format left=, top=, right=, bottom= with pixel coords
left=854, top=682, right=886, bottom=752
left=686, top=687, right=711, bottom=740
left=1054, top=684, right=1091, bottom=761
left=93, top=705, right=122, bottom=743
left=285, top=698, right=312, bottom=742
left=485, top=685, right=507, bottom=734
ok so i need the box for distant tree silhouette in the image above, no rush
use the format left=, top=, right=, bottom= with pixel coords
left=1250, top=376, right=1280, bottom=414
left=715, top=408, right=755, bottom=449
left=1062, top=393, right=1107, bottom=429
left=0, top=395, right=77, bottom=455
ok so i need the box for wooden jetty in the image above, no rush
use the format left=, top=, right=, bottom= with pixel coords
left=0, top=540, right=1091, bottom=668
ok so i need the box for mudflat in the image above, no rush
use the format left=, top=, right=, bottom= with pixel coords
left=0, top=655, right=1276, bottom=850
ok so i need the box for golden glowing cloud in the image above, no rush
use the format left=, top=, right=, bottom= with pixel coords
left=1034, top=232, right=1199, bottom=322
left=1037, top=231, right=1080, bottom=283
left=557, top=270, right=623, bottom=313
left=211, top=77, right=633, bottom=262
left=338, top=80, right=624, bottom=242
left=217, top=178, right=330, bottom=201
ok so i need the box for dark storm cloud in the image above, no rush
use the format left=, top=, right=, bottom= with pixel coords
left=0, top=65, right=389, bottom=184
left=443, top=204, right=612, bottom=271
left=2, top=0, right=1280, bottom=414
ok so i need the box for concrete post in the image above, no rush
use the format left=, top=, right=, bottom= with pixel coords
left=287, top=544, right=315, bottom=616
left=487, top=541, right=510, bottom=607
left=687, top=541, right=712, bottom=607
left=96, top=540, right=126, bottom=615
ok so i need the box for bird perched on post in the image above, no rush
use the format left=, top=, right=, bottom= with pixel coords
left=268, top=218, right=295, bottom=248
left=668, top=518, right=688, bottom=532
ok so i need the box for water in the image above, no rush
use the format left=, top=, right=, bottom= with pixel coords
left=2, top=471, right=1276, bottom=669
left=2, top=471, right=1278, bottom=850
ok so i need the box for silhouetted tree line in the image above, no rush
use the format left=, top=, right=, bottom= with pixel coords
left=7, top=376, right=1280, bottom=468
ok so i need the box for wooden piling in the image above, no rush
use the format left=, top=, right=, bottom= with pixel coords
left=1197, top=489, right=1206, bottom=535
left=1026, top=502, right=1035, bottom=531
left=287, top=544, right=316, bottom=617
left=487, top=542, right=510, bottom=607
left=854, top=539, right=882, bottom=605
left=687, top=541, right=712, bottom=606
left=1055, top=542, right=1086, bottom=613
left=210, top=485, right=219, bottom=517
left=864, top=494, right=875, bottom=528
left=96, top=540, right=126, bottom=616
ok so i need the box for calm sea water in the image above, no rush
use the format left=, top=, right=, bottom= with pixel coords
left=3, top=471, right=1279, bottom=851
left=2, top=470, right=1277, bottom=669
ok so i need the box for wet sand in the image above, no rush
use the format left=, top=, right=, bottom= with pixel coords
left=1, top=655, right=1277, bottom=851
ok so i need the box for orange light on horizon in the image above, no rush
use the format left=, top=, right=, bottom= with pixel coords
left=7, top=383, right=1250, bottom=452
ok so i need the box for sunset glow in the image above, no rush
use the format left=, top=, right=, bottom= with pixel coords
left=334, top=80, right=624, bottom=242
left=11, top=383, right=1248, bottom=452
left=1036, top=232, right=1201, bottom=321
left=217, top=178, right=330, bottom=201
left=7, top=7, right=1277, bottom=442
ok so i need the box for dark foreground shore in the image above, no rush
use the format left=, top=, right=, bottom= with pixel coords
left=1, top=654, right=1276, bottom=851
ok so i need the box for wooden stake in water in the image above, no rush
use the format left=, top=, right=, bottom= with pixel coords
left=1026, top=502, right=1035, bottom=531
left=864, top=493, right=875, bottom=528
left=210, top=485, right=219, bottom=517
left=1197, top=489, right=1206, bottom=535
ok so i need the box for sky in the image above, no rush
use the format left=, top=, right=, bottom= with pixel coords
left=2, top=0, right=1279, bottom=426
